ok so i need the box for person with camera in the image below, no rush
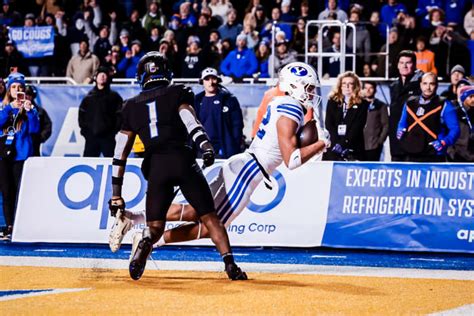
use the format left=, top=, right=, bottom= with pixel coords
left=323, top=71, right=368, bottom=161
left=0, top=73, right=39, bottom=240
left=78, top=66, right=123, bottom=157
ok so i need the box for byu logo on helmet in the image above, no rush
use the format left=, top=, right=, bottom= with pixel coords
left=290, top=66, right=308, bottom=77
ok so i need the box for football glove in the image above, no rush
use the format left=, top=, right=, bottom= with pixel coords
left=108, top=197, right=125, bottom=217
left=429, top=140, right=446, bottom=152
left=396, top=128, right=406, bottom=140
left=202, top=149, right=215, bottom=167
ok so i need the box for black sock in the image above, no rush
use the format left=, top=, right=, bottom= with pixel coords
left=222, top=253, right=235, bottom=266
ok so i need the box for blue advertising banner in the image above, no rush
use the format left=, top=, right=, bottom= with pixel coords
left=8, top=26, right=54, bottom=58
left=323, top=163, right=474, bottom=253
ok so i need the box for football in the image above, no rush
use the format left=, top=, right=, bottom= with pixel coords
left=297, top=120, right=319, bottom=148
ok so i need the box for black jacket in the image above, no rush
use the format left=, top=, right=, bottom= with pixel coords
left=324, top=98, right=369, bottom=161
left=31, top=105, right=52, bottom=156
left=194, top=87, right=243, bottom=158
left=78, top=86, right=123, bottom=138
left=388, top=70, right=423, bottom=157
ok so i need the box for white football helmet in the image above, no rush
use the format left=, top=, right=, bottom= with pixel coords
left=279, top=62, right=322, bottom=109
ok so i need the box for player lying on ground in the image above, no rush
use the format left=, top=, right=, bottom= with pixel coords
left=109, top=51, right=247, bottom=281
left=110, top=61, right=330, bottom=254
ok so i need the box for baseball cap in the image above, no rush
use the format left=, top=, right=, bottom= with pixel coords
left=451, top=64, right=465, bottom=75
left=25, top=13, right=35, bottom=20
left=131, top=39, right=142, bottom=47
left=119, top=29, right=129, bottom=37
left=200, top=67, right=221, bottom=82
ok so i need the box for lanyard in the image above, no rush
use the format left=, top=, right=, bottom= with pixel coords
left=342, top=102, right=348, bottom=120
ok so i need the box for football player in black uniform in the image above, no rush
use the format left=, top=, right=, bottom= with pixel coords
left=108, top=52, right=247, bottom=281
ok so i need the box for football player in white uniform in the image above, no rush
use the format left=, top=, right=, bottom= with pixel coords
left=109, top=62, right=330, bottom=254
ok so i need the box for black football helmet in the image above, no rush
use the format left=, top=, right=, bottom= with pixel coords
left=136, top=51, right=173, bottom=89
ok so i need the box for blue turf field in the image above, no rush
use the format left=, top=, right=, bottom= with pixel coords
left=1, top=241, right=473, bottom=271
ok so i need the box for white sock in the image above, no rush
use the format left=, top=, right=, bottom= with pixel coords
left=154, top=235, right=166, bottom=248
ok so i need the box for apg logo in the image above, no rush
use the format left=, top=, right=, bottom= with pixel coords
left=457, top=229, right=474, bottom=243
left=57, top=160, right=287, bottom=230
left=57, top=164, right=146, bottom=230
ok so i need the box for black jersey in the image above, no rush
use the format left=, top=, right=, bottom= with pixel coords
left=121, top=84, right=195, bottom=153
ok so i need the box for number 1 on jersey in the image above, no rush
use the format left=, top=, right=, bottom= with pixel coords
left=147, top=101, right=159, bottom=138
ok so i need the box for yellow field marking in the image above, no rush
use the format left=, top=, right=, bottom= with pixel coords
left=0, top=266, right=473, bottom=315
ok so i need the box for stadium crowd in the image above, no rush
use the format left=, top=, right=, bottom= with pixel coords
left=0, top=0, right=473, bottom=81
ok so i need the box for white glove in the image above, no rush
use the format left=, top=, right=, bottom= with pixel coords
left=319, top=128, right=331, bottom=150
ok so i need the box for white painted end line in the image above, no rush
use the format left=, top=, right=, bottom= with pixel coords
left=409, top=258, right=445, bottom=262
left=34, top=249, right=66, bottom=252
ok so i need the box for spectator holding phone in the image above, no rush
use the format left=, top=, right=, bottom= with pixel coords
left=0, top=73, right=40, bottom=240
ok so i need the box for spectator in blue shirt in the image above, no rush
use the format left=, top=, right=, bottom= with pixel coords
left=380, top=0, right=408, bottom=27
left=416, top=0, right=444, bottom=28
left=220, top=34, right=258, bottom=82
left=0, top=72, right=40, bottom=240
left=117, top=40, right=144, bottom=78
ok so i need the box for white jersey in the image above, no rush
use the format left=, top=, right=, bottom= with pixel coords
left=248, top=95, right=305, bottom=173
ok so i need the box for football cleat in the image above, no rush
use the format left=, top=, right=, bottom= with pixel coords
left=129, top=231, right=143, bottom=261
left=225, top=264, right=248, bottom=281
left=108, top=209, right=132, bottom=252
left=129, top=235, right=153, bottom=281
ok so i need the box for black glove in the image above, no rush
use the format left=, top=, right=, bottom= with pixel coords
left=202, top=149, right=215, bottom=168
left=108, top=197, right=125, bottom=217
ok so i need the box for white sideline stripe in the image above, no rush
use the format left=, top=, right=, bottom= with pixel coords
left=429, top=304, right=474, bottom=316
left=1, top=256, right=473, bottom=280
left=34, top=249, right=66, bottom=252
left=410, top=258, right=445, bottom=262
left=311, top=255, right=347, bottom=259
left=0, top=288, right=90, bottom=302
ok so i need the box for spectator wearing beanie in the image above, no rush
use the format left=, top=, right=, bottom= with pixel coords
left=78, top=66, right=122, bottom=157
left=0, top=72, right=40, bottom=240
left=448, top=84, right=474, bottom=162
left=441, top=65, right=466, bottom=102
